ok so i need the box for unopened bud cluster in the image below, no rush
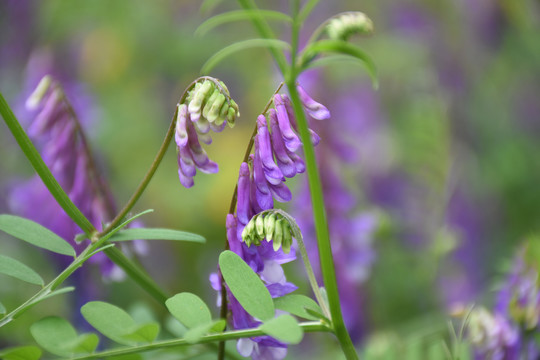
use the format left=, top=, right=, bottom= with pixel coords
left=241, top=212, right=294, bottom=254
left=175, top=78, right=240, bottom=188
left=326, top=12, right=374, bottom=41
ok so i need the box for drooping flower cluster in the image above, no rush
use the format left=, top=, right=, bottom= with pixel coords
left=211, top=84, right=329, bottom=360
left=174, top=78, right=239, bottom=188
left=467, top=245, right=540, bottom=359
left=9, top=74, right=135, bottom=279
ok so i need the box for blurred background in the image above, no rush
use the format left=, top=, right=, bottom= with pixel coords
left=1, top=0, right=539, bottom=358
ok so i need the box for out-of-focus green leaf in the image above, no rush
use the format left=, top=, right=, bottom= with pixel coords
left=196, top=10, right=292, bottom=37
left=166, top=293, right=211, bottom=329
left=31, top=316, right=98, bottom=356
left=219, top=250, right=274, bottom=321
left=0, top=214, right=75, bottom=256
left=301, top=40, right=378, bottom=88
left=109, top=228, right=205, bottom=243
left=122, top=323, right=160, bottom=343
left=201, top=39, right=290, bottom=74
left=259, top=315, right=303, bottom=344
left=0, top=346, right=42, bottom=360
left=81, top=301, right=136, bottom=345
left=273, top=294, right=322, bottom=321
left=0, top=254, right=43, bottom=286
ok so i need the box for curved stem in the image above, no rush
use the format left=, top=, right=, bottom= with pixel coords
left=71, top=322, right=329, bottom=360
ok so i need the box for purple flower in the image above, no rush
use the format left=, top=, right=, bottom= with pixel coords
left=174, top=78, right=239, bottom=188
left=211, top=84, right=327, bottom=359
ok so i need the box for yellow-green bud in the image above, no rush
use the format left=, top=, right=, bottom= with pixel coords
left=26, top=75, right=53, bottom=110
left=202, top=88, right=220, bottom=119
left=207, top=94, right=226, bottom=123
left=255, top=215, right=265, bottom=238
left=326, top=12, right=374, bottom=41
left=273, top=219, right=284, bottom=252
left=188, top=81, right=213, bottom=114
left=281, top=221, right=292, bottom=254
left=264, top=214, right=276, bottom=242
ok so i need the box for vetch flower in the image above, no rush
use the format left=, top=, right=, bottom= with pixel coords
left=174, top=78, right=240, bottom=188
left=211, top=83, right=330, bottom=359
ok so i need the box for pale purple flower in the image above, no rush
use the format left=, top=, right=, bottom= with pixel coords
left=211, top=84, right=326, bottom=359
left=174, top=79, right=239, bottom=188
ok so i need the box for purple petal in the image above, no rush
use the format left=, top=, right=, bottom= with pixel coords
left=226, top=214, right=243, bottom=256
left=268, top=181, right=292, bottom=202
left=174, top=104, right=189, bottom=148
left=210, top=121, right=227, bottom=133
left=269, top=112, right=296, bottom=178
left=237, top=162, right=251, bottom=225
left=178, top=146, right=197, bottom=177
left=296, top=83, right=331, bottom=120
left=186, top=121, right=211, bottom=168
left=273, top=96, right=302, bottom=152
left=28, top=90, right=63, bottom=137
left=253, top=140, right=270, bottom=195
left=193, top=116, right=210, bottom=134
left=198, top=160, right=219, bottom=174
left=177, top=166, right=194, bottom=188
left=282, top=94, right=321, bottom=146
left=267, top=282, right=298, bottom=297
left=256, top=115, right=284, bottom=185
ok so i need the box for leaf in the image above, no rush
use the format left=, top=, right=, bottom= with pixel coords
left=301, top=40, right=378, bottom=89
left=304, top=307, right=330, bottom=323
left=108, top=355, right=143, bottom=360
left=99, top=209, right=154, bottom=243
left=196, top=10, right=292, bottom=37
left=0, top=346, right=42, bottom=360
left=166, top=293, right=212, bottom=329
left=109, top=228, right=205, bottom=244
left=201, top=39, right=290, bottom=74
left=0, top=214, right=75, bottom=256
left=122, top=322, right=160, bottom=343
left=0, top=254, right=43, bottom=286
left=30, top=316, right=78, bottom=356
left=81, top=301, right=137, bottom=345
left=219, top=250, right=274, bottom=321
left=259, top=315, right=303, bottom=344
left=39, top=287, right=75, bottom=302
left=183, top=319, right=226, bottom=344
left=65, top=333, right=99, bottom=354
left=273, top=294, right=322, bottom=321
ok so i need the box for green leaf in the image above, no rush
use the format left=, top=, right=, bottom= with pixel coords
left=30, top=316, right=78, bottom=356
left=122, top=322, right=160, bottom=343
left=201, top=39, right=290, bottom=74
left=99, top=209, right=154, bottom=243
left=81, top=301, right=137, bottom=345
left=196, top=10, right=292, bottom=37
left=304, top=307, right=330, bottom=323
left=219, top=250, right=274, bottom=321
left=65, top=333, right=99, bottom=354
left=0, top=215, right=75, bottom=256
left=183, top=319, right=226, bottom=344
left=273, top=294, right=322, bottom=321
left=0, top=346, right=42, bottom=360
left=109, top=228, right=205, bottom=244
left=259, top=314, right=303, bottom=344
left=0, top=301, right=5, bottom=315
left=0, top=254, right=43, bottom=286
left=109, top=355, right=143, bottom=360
left=166, top=293, right=212, bottom=329
left=301, top=40, right=378, bottom=89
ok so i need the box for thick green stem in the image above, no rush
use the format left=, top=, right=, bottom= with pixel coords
left=70, top=322, right=329, bottom=360
left=0, top=92, right=96, bottom=235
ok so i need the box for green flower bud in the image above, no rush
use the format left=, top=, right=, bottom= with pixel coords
left=227, top=107, right=237, bottom=127
left=264, top=214, right=276, bottom=242
left=188, top=80, right=213, bottom=114
left=273, top=219, right=284, bottom=252
left=207, top=93, right=226, bottom=123
left=281, top=221, right=292, bottom=254
left=326, top=12, right=374, bottom=41
left=242, top=219, right=256, bottom=246
left=202, top=88, right=220, bottom=120
left=255, top=215, right=265, bottom=238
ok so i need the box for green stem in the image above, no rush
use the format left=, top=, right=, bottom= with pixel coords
left=70, top=322, right=329, bottom=360
left=0, top=92, right=96, bottom=235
